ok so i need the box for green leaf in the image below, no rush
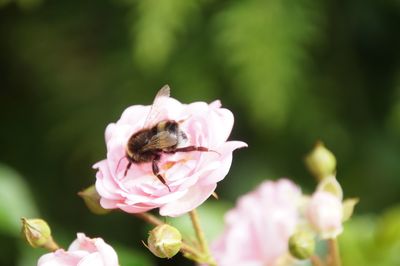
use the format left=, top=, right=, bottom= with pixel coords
left=375, top=205, right=400, bottom=248
left=213, top=0, right=323, bottom=130
left=0, top=0, right=12, bottom=8
left=339, top=216, right=378, bottom=266
left=16, top=0, right=42, bottom=9
left=131, top=0, right=201, bottom=71
left=0, top=164, right=39, bottom=236
left=339, top=214, right=400, bottom=266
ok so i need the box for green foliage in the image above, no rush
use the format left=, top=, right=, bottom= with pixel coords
left=115, top=244, right=153, bottom=266
left=0, top=0, right=399, bottom=265
left=340, top=206, right=400, bottom=266
left=339, top=216, right=377, bottom=265
left=386, top=73, right=400, bottom=136
left=17, top=242, right=46, bottom=266
left=132, top=0, right=201, bottom=72
left=375, top=206, right=400, bottom=251
left=0, top=0, right=42, bottom=9
left=213, top=0, right=322, bottom=129
left=0, top=164, right=39, bottom=236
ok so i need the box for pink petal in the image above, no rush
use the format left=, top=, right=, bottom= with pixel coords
left=78, top=253, right=104, bottom=266
left=159, top=183, right=217, bottom=217
left=199, top=141, right=248, bottom=185
left=37, top=250, right=86, bottom=266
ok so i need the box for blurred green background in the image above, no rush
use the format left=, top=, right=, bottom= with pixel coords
left=0, top=0, right=399, bottom=265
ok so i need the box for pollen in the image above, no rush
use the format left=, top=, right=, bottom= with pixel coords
left=162, top=162, right=175, bottom=170
left=162, top=158, right=190, bottom=171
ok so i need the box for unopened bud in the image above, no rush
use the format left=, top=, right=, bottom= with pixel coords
left=305, top=141, right=336, bottom=180
left=317, top=176, right=343, bottom=200
left=21, top=218, right=58, bottom=251
left=288, top=231, right=315, bottom=260
left=78, top=185, right=111, bottom=215
left=147, top=224, right=182, bottom=259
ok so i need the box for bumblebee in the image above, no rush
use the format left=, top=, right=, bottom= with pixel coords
left=120, top=85, right=211, bottom=192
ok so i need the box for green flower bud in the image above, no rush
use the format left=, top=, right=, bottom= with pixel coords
left=288, top=231, right=315, bottom=260
left=305, top=141, right=336, bottom=180
left=147, top=224, right=182, bottom=259
left=21, top=218, right=58, bottom=251
left=317, top=175, right=343, bottom=200
left=78, top=185, right=111, bottom=215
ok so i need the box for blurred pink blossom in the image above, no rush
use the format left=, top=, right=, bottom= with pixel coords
left=211, top=179, right=302, bottom=266
left=306, top=190, right=343, bottom=239
left=37, top=233, right=119, bottom=266
left=94, top=95, right=246, bottom=217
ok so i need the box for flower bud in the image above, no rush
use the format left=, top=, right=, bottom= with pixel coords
left=147, top=224, right=182, bottom=259
left=306, top=191, right=343, bottom=239
left=288, top=231, right=315, bottom=260
left=78, top=185, right=111, bottom=215
left=21, top=218, right=58, bottom=251
left=305, top=141, right=336, bottom=180
left=317, top=176, right=343, bottom=200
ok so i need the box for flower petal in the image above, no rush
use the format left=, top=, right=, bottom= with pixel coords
left=159, top=183, right=217, bottom=217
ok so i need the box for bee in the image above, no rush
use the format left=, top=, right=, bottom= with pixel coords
left=118, top=85, right=212, bottom=192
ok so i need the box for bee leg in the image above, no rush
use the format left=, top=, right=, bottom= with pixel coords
left=169, top=146, right=207, bottom=153
left=116, top=156, right=126, bottom=175
left=124, top=161, right=132, bottom=177
left=166, top=146, right=221, bottom=156
left=152, top=159, right=171, bottom=192
left=172, top=146, right=218, bottom=153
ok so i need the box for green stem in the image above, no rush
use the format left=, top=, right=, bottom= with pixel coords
left=43, top=236, right=60, bottom=252
left=327, top=238, right=341, bottom=266
left=189, top=209, right=208, bottom=253
left=134, top=212, right=163, bottom=226
left=189, top=209, right=217, bottom=266
left=310, top=255, right=325, bottom=266
left=180, top=241, right=204, bottom=260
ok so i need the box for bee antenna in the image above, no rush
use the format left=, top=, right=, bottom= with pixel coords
left=115, top=156, right=126, bottom=175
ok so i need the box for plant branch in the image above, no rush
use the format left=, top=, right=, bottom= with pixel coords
left=189, top=209, right=216, bottom=266
left=310, top=254, right=325, bottom=266
left=189, top=209, right=208, bottom=253
left=327, top=238, right=341, bottom=266
left=43, top=237, right=60, bottom=252
left=134, top=212, right=163, bottom=226
left=180, top=241, right=204, bottom=259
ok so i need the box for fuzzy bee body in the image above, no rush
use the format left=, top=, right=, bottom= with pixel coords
left=126, top=120, right=187, bottom=163
left=126, top=127, right=159, bottom=163
left=120, top=85, right=210, bottom=192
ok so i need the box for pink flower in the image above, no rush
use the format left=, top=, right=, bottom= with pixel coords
left=306, top=191, right=343, bottom=239
left=37, top=233, right=119, bottom=266
left=211, top=179, right=302, bottom=266
left=94, top=91, right=246, bottom=217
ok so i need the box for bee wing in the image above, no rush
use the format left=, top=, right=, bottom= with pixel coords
left=141, top=131, right=178, bottom=151
left=177, top=130, right=188, bottom=147
left=143, top=85, right=170, bottom=128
